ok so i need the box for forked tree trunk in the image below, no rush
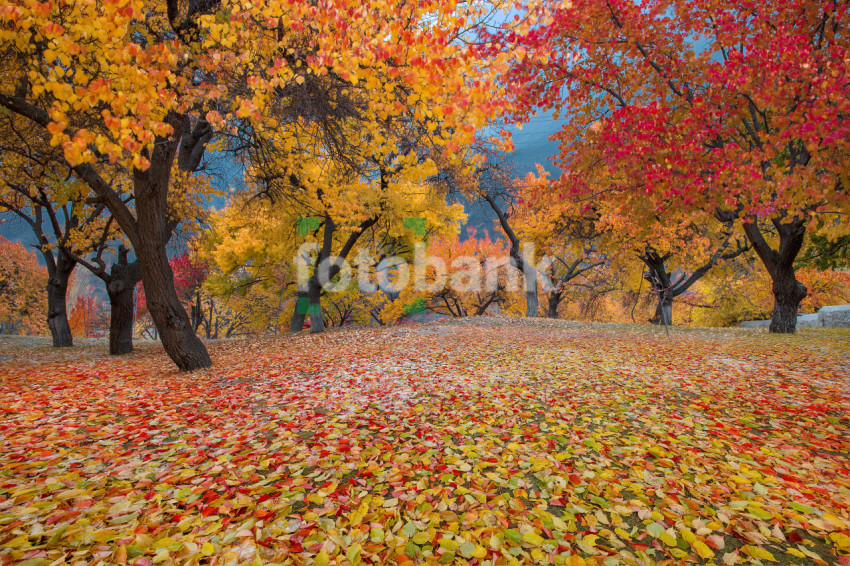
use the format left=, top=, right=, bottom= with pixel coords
left=133, top=147, right=211, bottom=370
left=290, top=279, right=325, bottom=333
left=46, top=252, right=75, bottom=347
left=742, top=218, right=807, bottom=334
left=483, top=193, right=539, bottom=318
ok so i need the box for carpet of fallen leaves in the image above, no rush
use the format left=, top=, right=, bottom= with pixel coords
left=1, top=320, right=849, bottom=566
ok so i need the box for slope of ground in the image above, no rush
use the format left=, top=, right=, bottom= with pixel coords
left=1, top=320, right=848, bottom=565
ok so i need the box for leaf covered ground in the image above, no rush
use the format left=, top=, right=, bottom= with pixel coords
left=1, top=320, right=849, bottom=566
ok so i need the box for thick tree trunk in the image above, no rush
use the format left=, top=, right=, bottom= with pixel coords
left=651, top=294, right=673, bottom=327
left=46, top=253, right=74, bottom=347
left=742, top=218, right=807, bottom=334
left=135, top=236, right=211, bottom=369
left=547, top=291, right=562, bottom=319
left=133, top=151, right=211, bottom=370
left=769, top=268, right=807, bottom=333
left=525, top=285, right=539, bottom=318
left=107, top=280, right=135, bottom=355
left=106, top=249, right=140, bottom=355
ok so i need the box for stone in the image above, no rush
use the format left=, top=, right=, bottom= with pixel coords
left=740, top=313, right=822, bottom=329
left=796, top=313, right=821, bottom=328
left=740, top=320, right=770, bottom=328
left=818, top=305, right=850, bottom=328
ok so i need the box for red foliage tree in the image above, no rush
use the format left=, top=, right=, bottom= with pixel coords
left=501, top=0, right=850, bottom=332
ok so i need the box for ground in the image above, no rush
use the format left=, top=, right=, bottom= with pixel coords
left=0, top=319, right=848, bottom=566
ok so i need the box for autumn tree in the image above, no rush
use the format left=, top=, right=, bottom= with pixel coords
left=502, top=0, right=850, bottom=332
left=417, top=231, right=523, bottom=318
left=72, top=243, right=140, bottom=355
left=201, top=169, right=465, bottom=334
left=0, top=114, right=106, bottom=346
left=510, top=170, right=606, bottom=319
left=0, top=236, right=47, bottom=335
left=0, top=0, right=512, bottom=367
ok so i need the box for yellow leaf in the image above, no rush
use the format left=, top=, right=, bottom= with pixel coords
left=581, top=534, right=598, bottom=547
left=742, top=545, right=777, bottom=562
left=692, top=540, right=715, bottom=559
left=823, top=512, right=848, bottom=528
left=522, top=532, right=545, bottom=546
left=349, top=510, right=364, bottom=526
left=3, top=535, right=29, bottom=548
left=315, top=550, right=330, bottom=566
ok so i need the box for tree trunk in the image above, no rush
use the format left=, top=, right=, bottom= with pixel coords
left=652, top=294, right=673, bottom=327
left=133, top=154, right=211, bottom=370
left=308, top=277, right=325, bottom=334
left=134, top=237, right=211, bottom=369
left=769, top=268, right=807, bottom=333
left=483, top=193, right=538, bottom=318
left=525, top=285, right=539, bottom=318
left=742, top=218, right=807, bottom=334
left=547, top=291, right=562, bottom=319
left=290, top=290, right=308, bottom=331
left=107, top=279, right=135, bottom=355
left=105, top=249, right=141, bottom=355
left=46, top=253, right=74, bottom=347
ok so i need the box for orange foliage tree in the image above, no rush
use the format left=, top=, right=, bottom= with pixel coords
left=0, top=236, right=47, bottom=335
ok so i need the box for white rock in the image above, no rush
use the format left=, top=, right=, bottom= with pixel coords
left=739, top=320, right=770, bottom=328
left=796, top=313, right=821, bottom=328
left=818, top=304, right=850, bottom=328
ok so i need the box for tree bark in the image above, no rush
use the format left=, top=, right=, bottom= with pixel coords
left=105, top=248, right=141, bottom=355
left=134, top=233, right=211, bottom=369
left=290, top=290, right=308, bottom=331
left=133, top=139, right=211, bottom=370
left=307, top=277, right=325, bottom=334
left=107, top=278, right=135, bottom=355
left=769, top=267, right=807, bottom=333
left=652, top=294, right=673, bottom=327
left=742, top=218, right=807, bottom=334
left=46, top=252, right=75, bottom=347
left=547, top=291, right=562, bottom=319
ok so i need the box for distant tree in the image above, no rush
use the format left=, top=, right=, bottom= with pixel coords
left=0, top=236, right=48, bottom=335
left=68, top=294, right=108, bottom=339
